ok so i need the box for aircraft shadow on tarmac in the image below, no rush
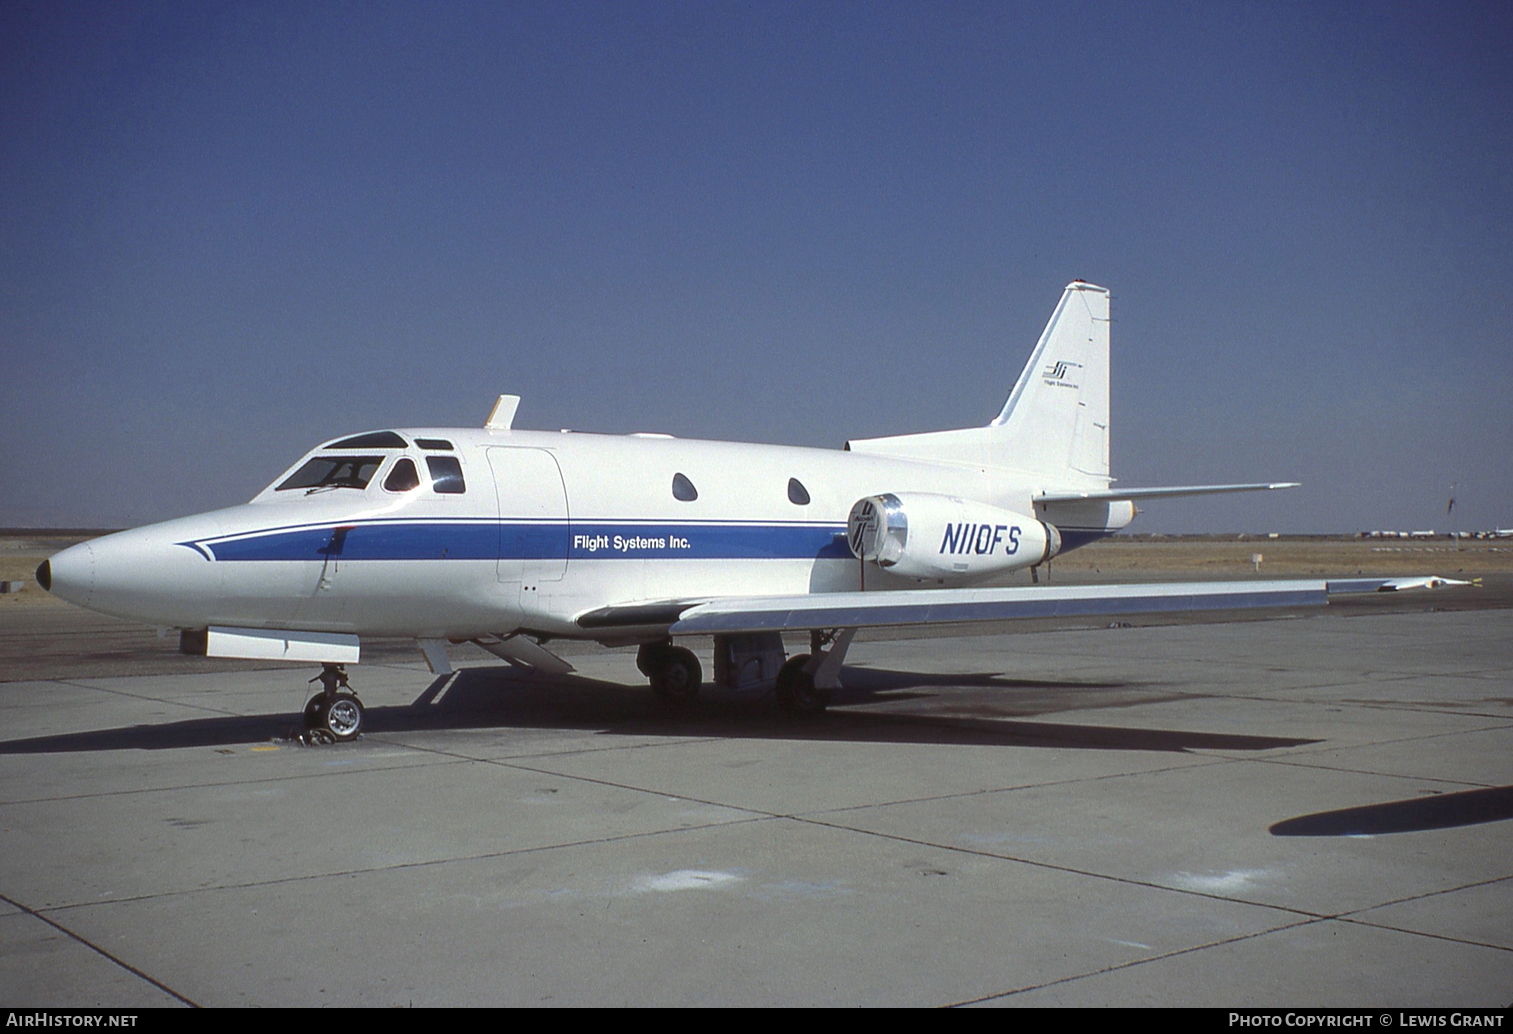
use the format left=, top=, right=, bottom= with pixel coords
left=1270, top=785, right=1513, bottom=836
left=0, top=663, right=1318, bottom=756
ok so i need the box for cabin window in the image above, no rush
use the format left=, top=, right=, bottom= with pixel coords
left=416, top=438, right=455, bottom=451
left=787, top=478, right=811, bottom=505
left=325, top=431, right=408, bottom=449
left=383, top=458, right=421, bottom=492
left=671, top=473, right=698, bottom=502
left=277, top=456, right=384, bottom=492
left=427, top=456, right=466, bottom=494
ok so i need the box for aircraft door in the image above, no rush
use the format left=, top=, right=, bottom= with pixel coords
left=487, top=448, right=569, bottom=590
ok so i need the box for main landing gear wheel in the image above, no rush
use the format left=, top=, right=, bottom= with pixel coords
left=646, top=645, right=703, bottom=706
left=775, top=654, right=832, bottom=715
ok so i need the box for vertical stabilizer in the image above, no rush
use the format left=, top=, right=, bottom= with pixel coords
left=992, top=281, right=1109, bottom=481
left=845, top=282, right=1111, bottom=488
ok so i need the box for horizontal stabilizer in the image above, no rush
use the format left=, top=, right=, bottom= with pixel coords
left=1036, top=483, right=1300, bottom=504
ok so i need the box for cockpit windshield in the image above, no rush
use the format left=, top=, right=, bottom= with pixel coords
left=277, top=456, right=384, bottom=493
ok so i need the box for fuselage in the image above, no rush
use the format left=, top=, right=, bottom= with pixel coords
left=41, top=426, right=1132, bottom=641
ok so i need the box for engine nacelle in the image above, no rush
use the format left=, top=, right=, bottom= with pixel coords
left=846, top=493, right=1061, bottom=581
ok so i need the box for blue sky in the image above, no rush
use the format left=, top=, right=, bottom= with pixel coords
left=3, top=1, right=1510, bottom=532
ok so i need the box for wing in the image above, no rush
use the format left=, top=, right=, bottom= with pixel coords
left=575, top=577, right=1469, bottom=637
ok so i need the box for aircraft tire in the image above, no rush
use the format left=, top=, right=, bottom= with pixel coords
left=318, top=692, right=364, bottom=741
left=775, top=655, right=831, bottom=715
left=649, top=647, right=702, bottom=706
left=303, top=696, right=325, bottom=729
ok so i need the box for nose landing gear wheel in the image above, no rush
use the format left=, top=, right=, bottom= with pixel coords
left=304, top=692, right=365, bottom=742
left=303, top=663, right=364, bottom=743
left=322, top=692, right=364, bottom=741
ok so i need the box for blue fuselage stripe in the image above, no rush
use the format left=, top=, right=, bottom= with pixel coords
left=190, top=522, right=854, bottom=562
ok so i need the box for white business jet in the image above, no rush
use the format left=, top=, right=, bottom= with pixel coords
left=38, top=282, right=1429, bottom=741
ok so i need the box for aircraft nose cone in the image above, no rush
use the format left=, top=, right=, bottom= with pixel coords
left=37, top=512, right=233, bottom=625
left=40, top=541, right=95, bottom=608
left=73, top=515, right=229, bottom=626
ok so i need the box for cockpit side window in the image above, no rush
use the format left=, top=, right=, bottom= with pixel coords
left=383, top=458, right=421, bottom=492
left=426, top=456, right=466, bottom=494
left=277, top=456, right=384, bottom=492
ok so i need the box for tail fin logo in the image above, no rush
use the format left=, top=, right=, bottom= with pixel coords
left=1042, top=359, right=1083, bottom=386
